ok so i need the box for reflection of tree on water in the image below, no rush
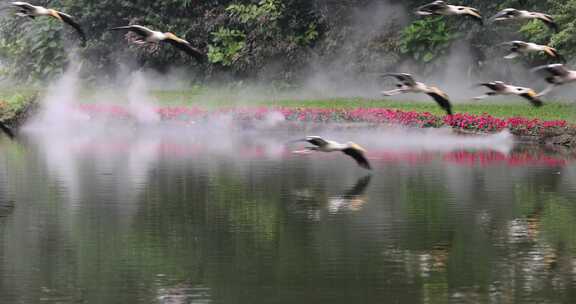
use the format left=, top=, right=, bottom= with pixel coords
left=4, top=132, right=576, bottom=303
left=289, top=175, right=372, bottom=220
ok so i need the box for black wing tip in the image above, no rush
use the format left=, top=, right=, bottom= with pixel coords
left=342, top=148, right=372, bottom=170
left=0, top=122, right=15, bottom=139
left=356, top=158, right=372, bottom=170
left=469, top=15, right=484, bottom=25
left=520, top=93, right=544, bottom=107
left=549, top=22, right=560, bottom=33
left=531, top=98, right=544, bottom=107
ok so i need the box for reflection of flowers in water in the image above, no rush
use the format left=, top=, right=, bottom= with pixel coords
left=444, top=151, right=568, bottom=167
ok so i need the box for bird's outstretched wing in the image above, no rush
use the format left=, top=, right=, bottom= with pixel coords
left=54, top=11, right=86, bottom=46
left=342, top=146, right=371, bottom=170
left=520, top=92, right=544, bottom=107
left=500, top=40, right=528, bottom=49
left=536, top=14, right=559, bottom=32
left=490, top=8, right=520, bottom=21
left=532, top=64, right=570, bottom=77
left=165, top=39, right=206, bottom=62
left=427, top=87, right=452, bottom=115
left=342, top=175, right=372, bottom=197
left=11, top=2, right=36, bottom=11
left=381, top=73, right=417, bottom=86
left=305, top=136, right=330, bottom=147
left=417, top=1, right=447, bottom=13
left=478, top=81, right=507, bottom=92
left=109, top=25, right=154, bottom=38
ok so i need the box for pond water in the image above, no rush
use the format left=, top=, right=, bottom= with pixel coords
left=1, top=125, right=576, bottom=304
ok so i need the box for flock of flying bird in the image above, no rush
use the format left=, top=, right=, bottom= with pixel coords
left=381, top=1, right=575, bottom=118
left=7, top=1, right=206, bottom=61
left=304, top=1, right=576, bottom=170
left=2, top=1, right=576, bottom=170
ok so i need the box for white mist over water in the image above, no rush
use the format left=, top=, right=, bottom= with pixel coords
left=26, top=62, right=90, bottom=131
left=126, top=71, right=161, bottom=124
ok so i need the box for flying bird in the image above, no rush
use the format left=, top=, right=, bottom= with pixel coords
left=292, top=136, right=372, bottom=170
left=500, top=41, right=564, bottom=62
left=490, top=8, right=558, bottom=32
left=416, top=1, right=483, bottom=24
left=531, top=64, right=576, bottom=97
left=381, top=73, right=453, bottom=115
left=473, top=81, right=543, bottom=107
left=10, top=2, right=86, bottom=45
left=109, top=25, right=205, bottom=62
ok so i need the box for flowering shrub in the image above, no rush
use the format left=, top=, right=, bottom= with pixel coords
left=76, top=104, right=570, bottom=137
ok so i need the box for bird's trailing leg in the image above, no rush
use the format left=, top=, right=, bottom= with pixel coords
left=292, top=147, right=316, bottom=155
left=16, top=12, right=33, bottom=19
left=504, top=52, right=520, bottom=59
left=473, top=92, right=497, bottom=100
left=415, top=11, right=434, bottom=16
left=473, top=94, right=491, bottom=101
left=381, top=88, right=407, bottom=96
left=537, top=84, right=557, bottom=97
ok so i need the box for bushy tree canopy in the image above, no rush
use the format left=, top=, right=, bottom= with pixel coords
left=0, top=0, right=574, bottom=83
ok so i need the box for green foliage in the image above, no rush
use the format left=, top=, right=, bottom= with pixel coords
left=399, top=18, right=457, bottom=64
left=0, top=0, right=575, bottom=83
left=208, top=28, right=246, bottom=66
left=226, top=0, right=283, bottom=24
left=0, top=17, right=67, bottom=81
left=293, top=23, right=319, bottom=46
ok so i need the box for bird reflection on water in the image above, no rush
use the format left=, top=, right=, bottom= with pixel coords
left=290, top=175, right=372, bottom=221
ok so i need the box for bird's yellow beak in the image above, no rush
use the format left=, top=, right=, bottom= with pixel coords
left=527, top=90, right=537, bottom=98
left=49, top=10, right=63, bottom=21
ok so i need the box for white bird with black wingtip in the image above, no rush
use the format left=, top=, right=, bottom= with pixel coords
left=473, top=81, right=543, bottom=107
left=10, top=1, right=86, bottom=45
left=500, top=41, right=564, bottom=62
left=292, top=136, right=372, bottom=170
left=109, top=25, right=206, bottom=62
left=381, top=73, right=453, bottom=115
left=490, top=8, right=558, bottom=32
left=531, top=64, right=576, bottom=97
left=416, top=1, right=483, bottom=24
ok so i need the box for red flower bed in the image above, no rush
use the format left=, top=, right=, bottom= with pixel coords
left=76, top=104, right=570, bottom=137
